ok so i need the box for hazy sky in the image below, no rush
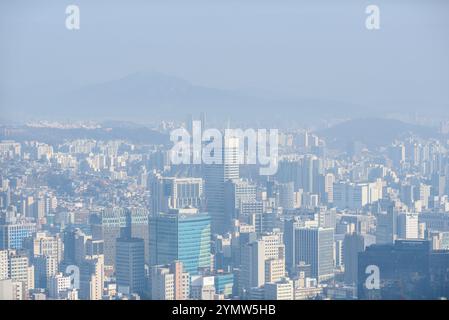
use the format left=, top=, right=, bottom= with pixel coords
left=1, top=0, right=448, bottom=117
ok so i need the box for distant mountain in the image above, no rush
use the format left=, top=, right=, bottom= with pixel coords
left=0, top=125, right=168, bottom=146
left=318, top=118, right=437, bottom=148
left=2, top=71, right=371, bottom=126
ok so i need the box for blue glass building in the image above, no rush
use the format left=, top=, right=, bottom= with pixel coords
left=149, top=208, right=211, bottom=275
left=215, top=273, right=234, bottom=297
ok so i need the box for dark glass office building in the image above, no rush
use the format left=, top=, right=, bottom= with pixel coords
left=358, top=240, right=449, bottom=299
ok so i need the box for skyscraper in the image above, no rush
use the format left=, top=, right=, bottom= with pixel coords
left=343, top=233, right=365, bottom=285
left=149, top=208, right=211, bottom=275
left=283, top=218, right=301, bottom=274
left=33, top=255, right=58, bottom=290
left=115, top=237, right=145, bottom=296
left=376, top=210, right=397, bottom=245
left=127, top=207, right=150, bottom=265
left=431, top=173, right=446, bottom=197
left=90, top=207, right=149, bottom=268
left=238, top=232, right=285, bottom=297
left=204, top=135, right=239, bottom=234
left=239, top=240, right=265, bottom=296
left=79, top=254, right=104, bottom=300
left=296, top=227, right=334, bottom=283
left=357, top=240, right=433, bottom=300
left=90, top=208, right=126, bottom=268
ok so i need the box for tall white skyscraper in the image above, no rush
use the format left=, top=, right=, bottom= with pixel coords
left=204, top=135, right=239, bottom=234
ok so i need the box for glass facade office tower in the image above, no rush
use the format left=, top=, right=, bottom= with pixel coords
left=149, top=208, right=211, bottom=275
left=115, top=237, right=145, bottom=296
left=357, top=240, right=449, bottom=300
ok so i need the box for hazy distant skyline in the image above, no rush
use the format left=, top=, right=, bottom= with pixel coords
left=2, top=2, right=449, bottom=305
left=1, top=0, right=448, bottom=122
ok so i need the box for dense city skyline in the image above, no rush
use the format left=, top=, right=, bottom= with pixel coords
left=2, top=115, right=449, bottom=300
left=1, top=0, right=449, bottom=304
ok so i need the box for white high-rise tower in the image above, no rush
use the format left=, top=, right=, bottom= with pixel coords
left=204, top=134, right=239, bottom=234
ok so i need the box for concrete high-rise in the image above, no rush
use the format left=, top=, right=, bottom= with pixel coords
left=296, top=227, right=334, bottom=283
left=150, top=174, right=204, bottom=214
left=397, top=212, right=419, bottom=239
left=0, top=221, right=37, bottom=250
left=239, top=240, right=265, bottom=296
left=150, top=261, right=190, bottom=300
left=0, top=250, right=8, bottom=281
left=224, top=179, right=257, bottom=226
